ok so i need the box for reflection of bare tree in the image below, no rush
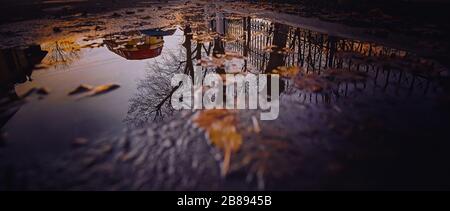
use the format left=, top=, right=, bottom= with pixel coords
left=41, top=40, right=81, bottom=69
left=125, top=52, right=184, bottom=126
left=126, top=26, right=199, bottom=126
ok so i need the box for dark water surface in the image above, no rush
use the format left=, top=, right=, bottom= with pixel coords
left=1, top=2, right=450, bottom=190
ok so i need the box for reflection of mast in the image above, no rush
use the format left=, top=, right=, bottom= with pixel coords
left=0, top=45, right=47, bottom=99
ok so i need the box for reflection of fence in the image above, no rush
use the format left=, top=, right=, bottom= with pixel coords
left=225, top=18, right=272, bottom=72
left=221, top=16, right=438, bottom=99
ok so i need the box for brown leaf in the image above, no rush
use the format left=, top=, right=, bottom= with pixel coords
left=193, top=109, right=242, bottom=177
left=271, top=66, right=300, bottom=78
left=68, top=84, right=93, bottom=95
left=21, top=86, right=50, bottom=98
left=89, top=84, right=120, bottom=96
left=251, top=115, right=261, bottom=133
left=35, top=87, right=51, bottom=95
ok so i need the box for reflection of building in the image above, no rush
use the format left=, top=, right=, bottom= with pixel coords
left=0, top=45, right=47, bottom=129
left=192, top=14, right=442, bottom=100
left=0, top=45, right=47, bottom=98
left=104, top=28, right=175, bottom=60
left=222, top=16, right=440, bottom=97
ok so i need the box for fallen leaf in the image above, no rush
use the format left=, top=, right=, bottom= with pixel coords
left=68, top=84, right=93, bottom=95
left=21, top=86, right=51, bottom=98
left=193, top=109, right=242, bottom=177
left=89, top=84, right=120, bottom=96
left=36, top=87, right=51, bottom=95
left=251, top=115, right=261, bottom=133
left=271, top=66, right=300, bottom=78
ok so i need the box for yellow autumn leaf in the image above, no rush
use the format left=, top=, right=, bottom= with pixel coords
left=68, top=84, right=93, bottom=95
left=194, top=109, right=230, bottom=128
left=272, top=66, right=300, bottom=78
left=89, top=84, right=120, bottom=96
left=193, top=109, right=243, bottom=177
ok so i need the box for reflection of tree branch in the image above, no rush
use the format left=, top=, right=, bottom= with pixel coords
left=126, top=26, right=202, bottom=126
left=43, top=40, right=81, bottom=69
left=125, top=51, right=185, bottom=126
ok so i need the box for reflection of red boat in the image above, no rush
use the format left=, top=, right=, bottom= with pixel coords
left=116, top=46, right=163, bottom=60
left=104, top=28, right=175, bottom=60
left=105, top=41, right=163, bottom=60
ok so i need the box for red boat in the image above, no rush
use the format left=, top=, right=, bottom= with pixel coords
left=104, top=28, right=175, bottom=60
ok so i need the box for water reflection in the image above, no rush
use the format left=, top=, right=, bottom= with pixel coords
left=126, top=12, right=448, bottom=125
left=40, top=38, right=81, bottom=69
left=224, top=15, right=445, bottom=98
left=0, top=6, right=449, bottom=190
left=104, top=28, right=176, bottom=60
left=0, top=45, right=47, bottom=97
left=125, top=27, right=193, bottom=125
left=0, top=45, right=47, bottom=129
left=125, top=52, right=184, bottom=125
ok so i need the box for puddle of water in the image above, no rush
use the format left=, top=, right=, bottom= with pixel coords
left=1, top=6, right=450, bottom=190
left=0, top=27, right=185, bottom=156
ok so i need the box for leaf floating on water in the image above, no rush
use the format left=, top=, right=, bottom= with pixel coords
left=271, top=66, right=300, bottom=78
left=68, top=84, right=93, bottom=95
left=251, top=116, right=261, bottom=133
left=193, top=109, right=242, bottom=177
left=89, top=84, right=120, bottom=96
left=209, top=121, right=242, bottom=177
left=36, top=87, right=51, bottom=95
left=17, top=91, right=33, bottom=100
left=21, top=86, right=51, bottom=98
left=194, top=109, right=230, bottom=128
